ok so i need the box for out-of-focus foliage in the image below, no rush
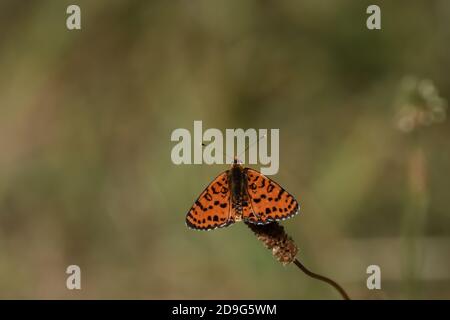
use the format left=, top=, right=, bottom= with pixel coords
left=0, top=0, right=449, bottom=299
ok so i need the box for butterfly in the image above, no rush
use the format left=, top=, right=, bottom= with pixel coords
left=186, top=158, right=300, bottom=230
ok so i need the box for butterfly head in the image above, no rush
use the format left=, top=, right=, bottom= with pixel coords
left=232, top=157, right=243, bottom=167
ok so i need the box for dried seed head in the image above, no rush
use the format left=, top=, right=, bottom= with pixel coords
left=395, top=76, right=447, bottom=133
left=246, top=222, right=298, bottom=265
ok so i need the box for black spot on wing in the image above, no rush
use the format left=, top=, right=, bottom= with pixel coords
left=196, top=200, right=206, bottom=211
left=276, top=189, right=285, bottom=201
left=244, top=199, right=301, bottom=225
left=211, top=186, right=220, bottom=194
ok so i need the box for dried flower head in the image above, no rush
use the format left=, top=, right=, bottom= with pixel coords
left=395, top=76, right=447, bottom=133
left=246, top=222, right=298, bottom=265
left=246, top=221, right=350, bottom=299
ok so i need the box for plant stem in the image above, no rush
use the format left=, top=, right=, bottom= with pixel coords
left=293, top=258, right=350, bottom=300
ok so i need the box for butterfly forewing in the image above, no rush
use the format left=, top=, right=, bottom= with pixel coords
left=243, top=168, right=299, bottom=224
left=185, top=171, right=235, bottom=230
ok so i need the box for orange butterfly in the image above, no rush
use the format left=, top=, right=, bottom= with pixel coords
left=186, top=159, right=300, bottom=230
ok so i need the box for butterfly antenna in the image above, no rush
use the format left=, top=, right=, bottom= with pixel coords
left=201, top=143, right=235, bottom=164
left=236, top=134, right=267, bottom=159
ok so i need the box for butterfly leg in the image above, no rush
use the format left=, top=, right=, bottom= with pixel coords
left=227, top=206, right=233, bottom=224
left=241, top=191, right=263, bottom=223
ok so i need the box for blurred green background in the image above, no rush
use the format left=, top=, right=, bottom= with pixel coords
left=0, top=0, right=449, bottom=299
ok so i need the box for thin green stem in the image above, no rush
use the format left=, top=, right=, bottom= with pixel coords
left=293, top=258, right=350, bottom=300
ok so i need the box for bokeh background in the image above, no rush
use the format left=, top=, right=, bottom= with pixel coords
left=0, top=0, right=449, bottom=299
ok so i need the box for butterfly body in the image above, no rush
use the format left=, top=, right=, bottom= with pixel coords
left=186, top=159, right=299, bottom=231
left=228, top=162, right=249, bottom=222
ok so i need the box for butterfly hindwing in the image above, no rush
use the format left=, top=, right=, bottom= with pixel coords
left=243, top=168, right=299, bottom=224
left=185, top=171, right=235, bottom=230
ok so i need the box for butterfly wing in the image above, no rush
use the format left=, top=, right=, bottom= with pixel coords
left=243, top=168, right=299, bottom=224
left=186, top=171, right=235, bottom=230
